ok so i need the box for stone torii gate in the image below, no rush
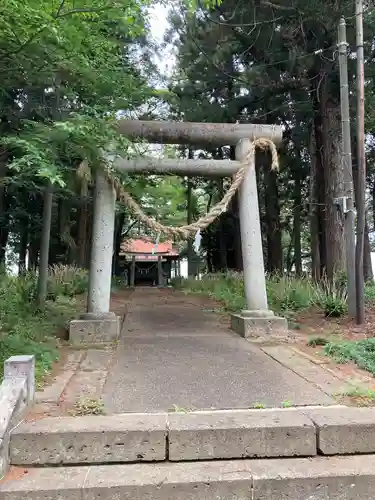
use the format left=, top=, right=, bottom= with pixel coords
left=69, top=120, right=287, bottom=344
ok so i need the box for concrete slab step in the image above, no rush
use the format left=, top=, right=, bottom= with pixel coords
left=10, top=413, right=167, bottom=465
left=10, top=409, right=317, bottom=465
left=2, top=456, right=375, bottom=499
left=167, top=408, right=316, bottom=460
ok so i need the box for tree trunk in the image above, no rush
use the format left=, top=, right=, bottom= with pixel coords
left=321, top=91, right=345, bottom=279
left=309, top=126, right=322, bottom=280
left=36, top=183, right=53, bottom=310
left=113, top=212, right=125, bottom=276
left=264, top=158, right=283, bottom=274
left=293, top=151, right=302, bottom=276
left=0, top=149, right=9, bottom=267
left=353, top=162, right=373, bottom=283
left=229, top=192, right=243, bottom=271
left=186, top=179, right=194, bottom=277
left=28, top=236, right=39, bottom=270
left=77, top=189, right=90, bottom=268
left=18, top=216, right=29, bottom=275
left=286, top=229, right=294, bottom=274
left=217, top=180, right=227, bottom=272
left=58, top=198, right=73, bottom=264
left=364, top=219, right=373, bottom=283
left=229, top=146, right=243, bottom=271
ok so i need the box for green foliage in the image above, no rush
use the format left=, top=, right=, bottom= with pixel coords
left=0, top=0, right=151, bottom=190
left=311, top=277, right=348, bottom=318
left=47, top=264, right=88, bottom=298
left=0, top=271, right=82, bottom=384
left=70, top=398, right=105, bottom=416
left=307, top=337, right=328, bottom=347
left=173, top=273, right=307, bottom=315
left=324, top=338, right=375, bottom=376
left=266, top=276, right=313, bottom=313
left=365, top=283, right=375, bottom=304
left=173, top=273, right=375, bottom=319
left=172, top=272, right=245, bottom=312
left=252, top=402, right=266, bottom=409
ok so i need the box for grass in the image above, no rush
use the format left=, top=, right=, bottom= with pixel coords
left=173, top=272, right=375, bottom=318
left=323, top=338, right=375, bottom=376
left=0, top=266, right=87, bottom=385
left=307, top=336, right=329, bottom=347
left=337, top=386, right=375, bottom=400
left=334, top=386, right=375, bottom=406
left=70, top=398, right=105, bottom=416
left=172, top=272, right=367, bottom=319
left=252, top=402, right=266, bottom=409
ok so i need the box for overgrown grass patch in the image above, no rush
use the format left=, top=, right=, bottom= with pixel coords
left=324, top=338, right=375, bottom=376
left=0, top=269, right=83, bottom=385
left=173, top=273, right=375, bottom=320
left=172, top=273, right=246, bottom=312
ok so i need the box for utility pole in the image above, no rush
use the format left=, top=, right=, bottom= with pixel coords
left=355, top=0, right=366, bottom=324
left=337, top=17, right=356, bottom=319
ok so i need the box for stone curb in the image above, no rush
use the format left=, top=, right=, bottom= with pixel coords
left=0, top=355, right=35, bottom=478
left=3, top=456, right=375, bottom=499
left=9, top=405, right=375, bottom=465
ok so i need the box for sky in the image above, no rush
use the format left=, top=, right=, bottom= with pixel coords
left=148, top=4, right=175, bottom=77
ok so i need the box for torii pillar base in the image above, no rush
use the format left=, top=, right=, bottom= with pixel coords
left=230, top=310, right=288, bottom=341
left=69, top=312, right=120, bottom=346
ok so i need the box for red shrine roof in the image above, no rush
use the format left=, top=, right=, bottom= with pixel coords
left=120, top=238, right=179, bottom=258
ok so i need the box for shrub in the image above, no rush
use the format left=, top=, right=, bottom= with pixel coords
left=311, top=276, right=347, bottom=317
left=0, top=268, right=83, bottom=385
left=48, top=264, right=88, bottom=298
left=365, top=282, right=375, bottom=304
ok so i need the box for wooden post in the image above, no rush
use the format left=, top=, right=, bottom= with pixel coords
left=130, top=256, right=135, bottom=288
left=158, top=255, right=163, bottom=287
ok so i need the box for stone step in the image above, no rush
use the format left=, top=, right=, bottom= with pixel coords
left=2, top=456, right=375, bottom=499
left=10, top=413, right=168, bottom=465
left=10, top=409, right=317, bottom=465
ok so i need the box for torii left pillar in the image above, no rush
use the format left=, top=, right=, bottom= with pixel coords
left=69, top=170, right=120, bottom=345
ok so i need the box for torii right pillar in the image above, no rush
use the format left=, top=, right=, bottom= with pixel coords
left=230, top=138, right=287, bottom=338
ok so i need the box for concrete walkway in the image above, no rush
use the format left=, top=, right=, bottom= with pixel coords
left=103, top=288, right=333, bottom=413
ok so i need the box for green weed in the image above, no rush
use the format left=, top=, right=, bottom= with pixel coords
left=324, top=338, right=375, bottom=376
left=307, top=337, right=328, bottom=347
left=337, top=387, right=375, bottom=400
left=172, top=273, right=367, bottom=319
left=252, top=402, right=266, bottom=409
left=281, top=400, right=293, bottom=408
left=70, top=398, right=105, bottom=416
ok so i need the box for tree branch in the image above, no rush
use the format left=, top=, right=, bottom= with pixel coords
left=1, top=4, right=114, bottom=61
left=56, top=6, right=115, bottom=19
left=260, top=1, right=297, bottom=11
